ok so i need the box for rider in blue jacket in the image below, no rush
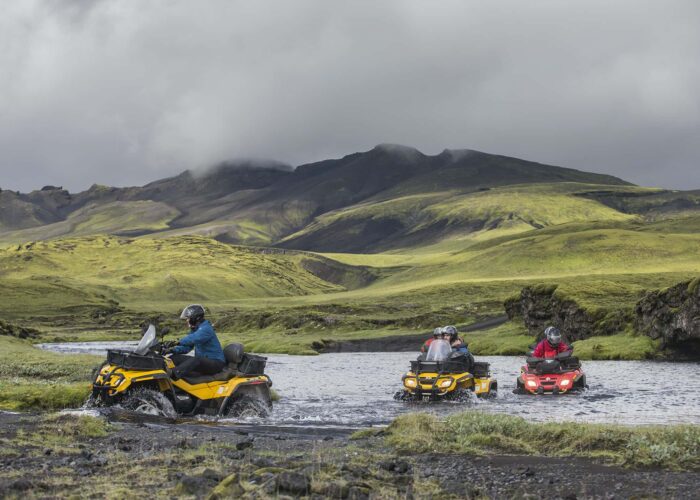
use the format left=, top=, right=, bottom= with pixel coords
left=169, top=304, right=226, bottom=379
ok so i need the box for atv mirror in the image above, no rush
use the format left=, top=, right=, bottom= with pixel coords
left=160, top=327, right=170, bottom=336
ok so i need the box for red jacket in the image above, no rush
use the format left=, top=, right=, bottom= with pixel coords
left=532, top=339, right=570, bottom=359
left=421, top=338, right=435, bottom=353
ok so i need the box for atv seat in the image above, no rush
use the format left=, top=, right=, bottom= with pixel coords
left=180, top=343, right=244, bottom=385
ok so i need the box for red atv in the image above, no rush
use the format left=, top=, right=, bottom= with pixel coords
left=515, top=351, right=587, bottom=395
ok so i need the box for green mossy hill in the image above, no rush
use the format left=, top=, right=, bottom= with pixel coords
left=0, top=200, right=180, bottom=243
left=0, top=235, right=375, bottom=320
left=279, top=182, right=639, bottom=252
left=384, top=412, right=699, bottom=471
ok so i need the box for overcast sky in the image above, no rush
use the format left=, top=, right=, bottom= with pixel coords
left=1, top=0, right=699, bottom=192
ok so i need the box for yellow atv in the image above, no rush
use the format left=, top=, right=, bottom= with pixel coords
left=90, top=325, right=272, bottom=418
left=394, top=339, right=497, bottom=402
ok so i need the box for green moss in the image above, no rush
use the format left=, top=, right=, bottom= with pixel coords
left=349, top=428, right=384, bottom=440
left=0, top=381, right=91, bottom=411
left=688, top=276, right=700, bottom=294
left=573, top=334, right=659, bottom=360
left=0, top=336, right=97, bottom=410
left=385, top=412, right=699, bottom=470
left=465, top=321, right=534, bottom=355
left=40, top=414, right=112, bottom=438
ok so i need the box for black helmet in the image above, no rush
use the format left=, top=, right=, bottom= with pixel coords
left=443, top=325, right=458, bottom=341
left=545, top=326, right=561, bottom=346
left=180, top=304, right=205, bottom=327
left=432, top=327, right=442, bottom=338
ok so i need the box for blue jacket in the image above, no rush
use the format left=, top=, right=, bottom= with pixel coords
left=453, top=344, right=470, bottom=355
left=173, top=320, right=225, bottom=362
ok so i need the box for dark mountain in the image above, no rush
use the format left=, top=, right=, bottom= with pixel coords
left=0, top=145, right=639, bottom=249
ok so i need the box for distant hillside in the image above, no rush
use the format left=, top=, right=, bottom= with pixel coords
left=0, top=235, right=377, bottom=320
left=1, top=145, right=644, bottom=251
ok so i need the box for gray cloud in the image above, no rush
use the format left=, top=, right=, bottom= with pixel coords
left=1, top=0, right=699, bottom=192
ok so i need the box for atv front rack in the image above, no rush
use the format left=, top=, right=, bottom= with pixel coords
left=107, top=349, right=166, bottom=371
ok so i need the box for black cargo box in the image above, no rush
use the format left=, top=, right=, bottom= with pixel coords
left=238, top=353, right=267, bottom=375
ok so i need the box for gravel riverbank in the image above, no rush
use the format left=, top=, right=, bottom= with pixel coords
left=1, top=411, right=698, bottom=499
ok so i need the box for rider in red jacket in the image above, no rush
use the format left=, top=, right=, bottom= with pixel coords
left=421, top=327, right=443, bottom=353
left=532, top=326, right=571, bottom=358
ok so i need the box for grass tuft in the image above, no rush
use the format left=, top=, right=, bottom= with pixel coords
left=384, top=412, right=699, bottom=470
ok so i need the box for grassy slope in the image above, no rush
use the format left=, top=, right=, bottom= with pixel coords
left=0, top=201, right=181, bottom=243
left=279, top=182, right=642, bottom=250
left=0, top=235, right=351, bottom=320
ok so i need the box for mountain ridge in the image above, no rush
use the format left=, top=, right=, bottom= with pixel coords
left=5, top=144, right=688, bottom=252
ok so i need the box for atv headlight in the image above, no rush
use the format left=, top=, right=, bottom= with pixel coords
left=526, top=380, right=537, bottom=388
left=404, top=378, right=417, bottom=388
left=560, top=379, right=571, bottom=387
left=439, top=379, right=453, bottom=388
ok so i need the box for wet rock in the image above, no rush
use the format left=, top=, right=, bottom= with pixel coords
left=252, top=457, right=276, bottom=468
left=277, top=471, right=311, bottom=495
left=379, top=458, right=411, bottom=474
left=225, top=450, right=246, bottom=460
left=176, top=474, right=219, bottom=497
left=395, top=460, right=410, bottom=474
left=235, top=438, right=254, bottom=450
left=201, top=469, right=225, bottom=482
left=518, top=466, right=535, bottom=477
left=177, top=438, right=193, bottom=449
left=379, top=459, right=396, bottom=471
left=347, top=485, right=370, bottom=500
left=9, top=479, right=33, bottom=491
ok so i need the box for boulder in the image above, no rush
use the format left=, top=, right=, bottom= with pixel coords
left=277, top=471, right=311, bottom=495
left=634, top=278, right=700, bottom=354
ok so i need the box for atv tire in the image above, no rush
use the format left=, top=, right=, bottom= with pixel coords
left=123, top=389, right=176, bottom=418
left=513, top=380, right=526, bottom=395
left=225, top=395, right=271, bottom=418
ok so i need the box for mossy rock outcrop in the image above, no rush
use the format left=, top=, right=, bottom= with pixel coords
left=0, top=320, right=40, bottom=339
left=634, top=277, right=700, bottom=355
left=505, top=284, right=630, bottom=341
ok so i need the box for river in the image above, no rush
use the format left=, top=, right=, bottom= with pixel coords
left=38, top=342, right=700, bottom=427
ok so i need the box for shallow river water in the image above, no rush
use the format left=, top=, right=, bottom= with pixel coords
left=38, top=342, right=700, bottom=427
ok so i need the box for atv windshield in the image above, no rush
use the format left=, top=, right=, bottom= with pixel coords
left=426, top=339, right=452, bottom=361
left=134, top=324, right=157, bottom=355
